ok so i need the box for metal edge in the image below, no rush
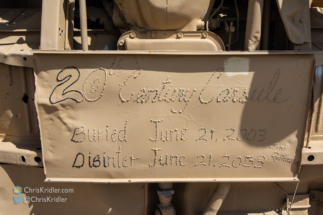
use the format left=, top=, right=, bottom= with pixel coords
left=46, top=177, right=300, bottom=183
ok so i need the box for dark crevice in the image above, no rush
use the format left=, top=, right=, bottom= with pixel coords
left=22, top=94, right=29, bottom=103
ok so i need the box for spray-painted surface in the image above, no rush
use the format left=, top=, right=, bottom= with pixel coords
left=33, top=52, right=313, bottom=182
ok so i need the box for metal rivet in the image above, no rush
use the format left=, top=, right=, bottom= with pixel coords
left=130, top=32, right=136, bottom=38
left=118, top=40, right=124, bottom=46
left=177, top=32, right=183, bottom=38
left=202, top=32, right=208, bottom=38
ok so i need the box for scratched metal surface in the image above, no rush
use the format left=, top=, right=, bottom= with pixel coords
left=33, top=52, right=314, bottom=182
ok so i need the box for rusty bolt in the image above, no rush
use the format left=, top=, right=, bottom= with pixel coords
left=177, top=32, right=183, bottom=38
left=202, top=32, right=208, bottom=38
left=130, top=32, right=136, bottom=38
left=118, top=40, right=124, bottom=46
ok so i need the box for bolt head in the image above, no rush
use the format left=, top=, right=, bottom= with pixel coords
left=130, top=32, right=136, bottom=38
left=202, top=32, right=208, bottom=38
left=118, top=40, right=124, bottom=46
left=177, top=32, right=183, bottom=38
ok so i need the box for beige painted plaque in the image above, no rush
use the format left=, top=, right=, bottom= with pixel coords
left=34, top=52, right=313, bottom=182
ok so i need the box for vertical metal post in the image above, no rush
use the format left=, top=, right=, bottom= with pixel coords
left=244, top=0, right=264, bottom=51
left=79, top=0, right=88, bottom=50
left=40, top=0, right=66, bottom=50
left=65, top=0, right=75, bottom=50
